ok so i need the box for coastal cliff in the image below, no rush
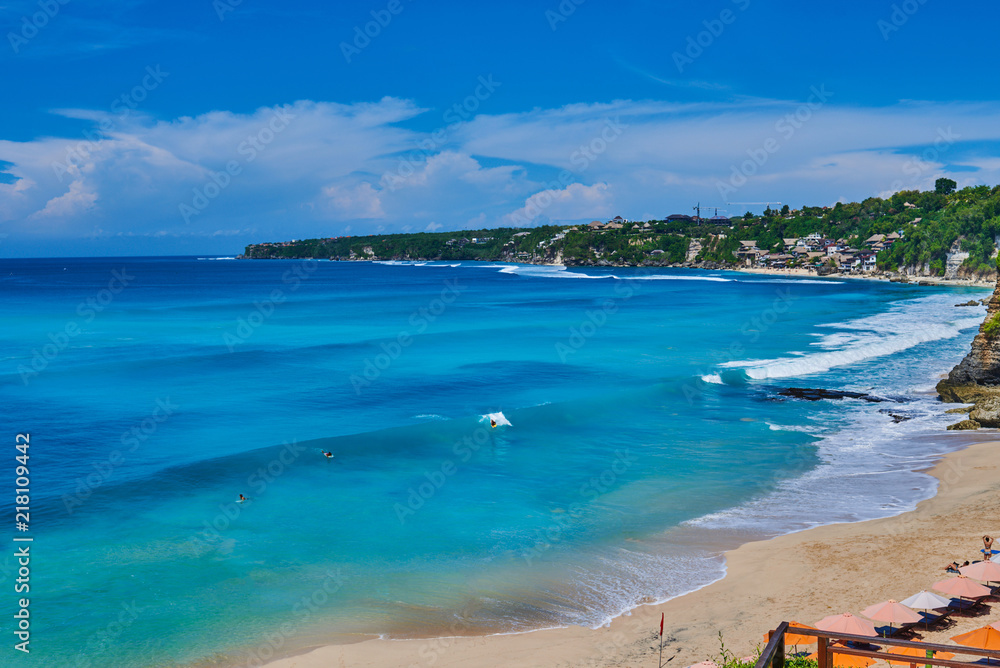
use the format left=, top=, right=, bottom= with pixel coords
left=938, top=274, right=1000, bottom=428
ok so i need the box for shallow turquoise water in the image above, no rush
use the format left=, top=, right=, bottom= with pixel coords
left=0, top=258, right=988, bottom=666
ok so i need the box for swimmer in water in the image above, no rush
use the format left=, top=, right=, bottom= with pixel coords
left=322, top=450, right=333, bottom=459
left=238, top=494, right=247, bottom=503
left=490, top=419, right=497, bottom=428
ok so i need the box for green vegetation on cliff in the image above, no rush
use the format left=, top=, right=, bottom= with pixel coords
left=244, top=183, right=1000, bottom=274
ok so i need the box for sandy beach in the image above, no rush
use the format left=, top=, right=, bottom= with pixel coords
left=260, top=437, right=1000, bottom=668
left=732, top=265, right=997, bottom=289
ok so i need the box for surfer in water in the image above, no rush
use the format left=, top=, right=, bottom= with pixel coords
left=322, top=450, right=333, bottom=459
left=490, top=418, right=497, bottom=428
left=238, top=494, right=247, bottom=503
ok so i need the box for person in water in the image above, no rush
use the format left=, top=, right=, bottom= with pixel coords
left=490, top=419, right=497, bottom=428
left=322, top=450, right=333, bottom=458
left=238, top=494, right=247, bottom=502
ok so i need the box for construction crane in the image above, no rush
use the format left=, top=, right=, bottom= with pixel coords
left=726, top=201, right=783, bottom=214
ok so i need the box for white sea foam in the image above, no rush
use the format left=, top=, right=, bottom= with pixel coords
left=688, top=293, right=990, bottom=537
left=719, top=294, right=985, bottom=380
left=499, top=265, right=610, bottom=279
left=685, top=393, right=960, bottom=534
left=737, top=278, right=843, bottom=284
left=765, top=422, right=821, bottom=433
left=610, top=274, right=732, bottom=282
left=197, top=256, right=236, bottom=260
left=700, top=373, right=723, bottom=385
left=481, top=411, right=513, bottom=427
left=496, top=265, right=732, bottom=282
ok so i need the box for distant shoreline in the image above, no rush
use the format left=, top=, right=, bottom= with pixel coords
left=240, top=254, right=999, bottom=289
left=729, top=264, right=997, bottom=288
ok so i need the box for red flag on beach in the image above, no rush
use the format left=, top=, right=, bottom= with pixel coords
left=660, top=613, right=664, bottom=637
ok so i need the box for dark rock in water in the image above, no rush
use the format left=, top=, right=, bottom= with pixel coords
left=955, top=300, right=981, bottom=307
left=918, top=281, right=933, bottom=286
left=777, top=387, right=892, bottom=403
left=947, top=419, right=981, bottom=430
left=878, top=409, right=914, bottom=423
left=944, top=405, right=974, bottom=414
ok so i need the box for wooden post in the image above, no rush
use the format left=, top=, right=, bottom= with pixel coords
left=817, top=637, right=829, bottom=668
left=774, top=630, right=785, bottom=668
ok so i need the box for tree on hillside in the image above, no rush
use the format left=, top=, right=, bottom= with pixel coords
left=936, top=177, right=957, bottom=194
left=780, top=204, right=790, bottom=216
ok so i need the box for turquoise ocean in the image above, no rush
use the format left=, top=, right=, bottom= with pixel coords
left=0, top=257, right=990, bottom=666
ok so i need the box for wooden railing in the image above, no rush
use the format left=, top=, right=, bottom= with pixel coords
left=755, top=622, right=1000, bottom=668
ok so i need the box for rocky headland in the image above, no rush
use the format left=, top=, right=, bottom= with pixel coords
left=937, top=274, right=1000, bottom=429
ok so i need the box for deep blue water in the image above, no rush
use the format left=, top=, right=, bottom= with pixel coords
left=0, top=257, right=988, bottom=667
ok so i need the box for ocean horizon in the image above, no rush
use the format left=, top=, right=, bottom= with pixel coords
left=1, top=257, right=989, bottom=667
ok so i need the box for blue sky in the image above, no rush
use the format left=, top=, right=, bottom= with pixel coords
left=2, top=0, right=1000, bottom=257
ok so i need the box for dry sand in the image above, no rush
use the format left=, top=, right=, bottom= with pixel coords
left=262, top=440, right=1000, bottom=668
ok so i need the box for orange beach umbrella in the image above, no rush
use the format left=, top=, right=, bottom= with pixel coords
left=808, top=645, right=876, bottom=668
left=886, top=642, right=954, bottom=666
left=815, top=613, right=878, bottom=637
left=952, top=625, right=1000, bottom=651
left=933, top=575, right=991, bottom=599
left=762, top=622, right=818, bottom=647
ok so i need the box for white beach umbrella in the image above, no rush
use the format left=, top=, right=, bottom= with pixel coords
left=899, top=591, right=951, bottom=610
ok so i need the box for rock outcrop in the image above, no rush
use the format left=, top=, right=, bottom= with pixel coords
left=937, top=275, right=1000, bottom=402
left=938, top=275, right=1000, bottom=428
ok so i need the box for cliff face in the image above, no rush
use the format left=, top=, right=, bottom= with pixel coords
left=938, top=275, right=1000, bottom=405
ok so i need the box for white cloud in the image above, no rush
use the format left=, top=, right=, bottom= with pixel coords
left=29, top=179, right=98, bottom=221
left=323, top=182, right=385, bottom=219
left=4, top=95, right=1000, bottom=254
left=504, top=183, right=613, bottom=225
